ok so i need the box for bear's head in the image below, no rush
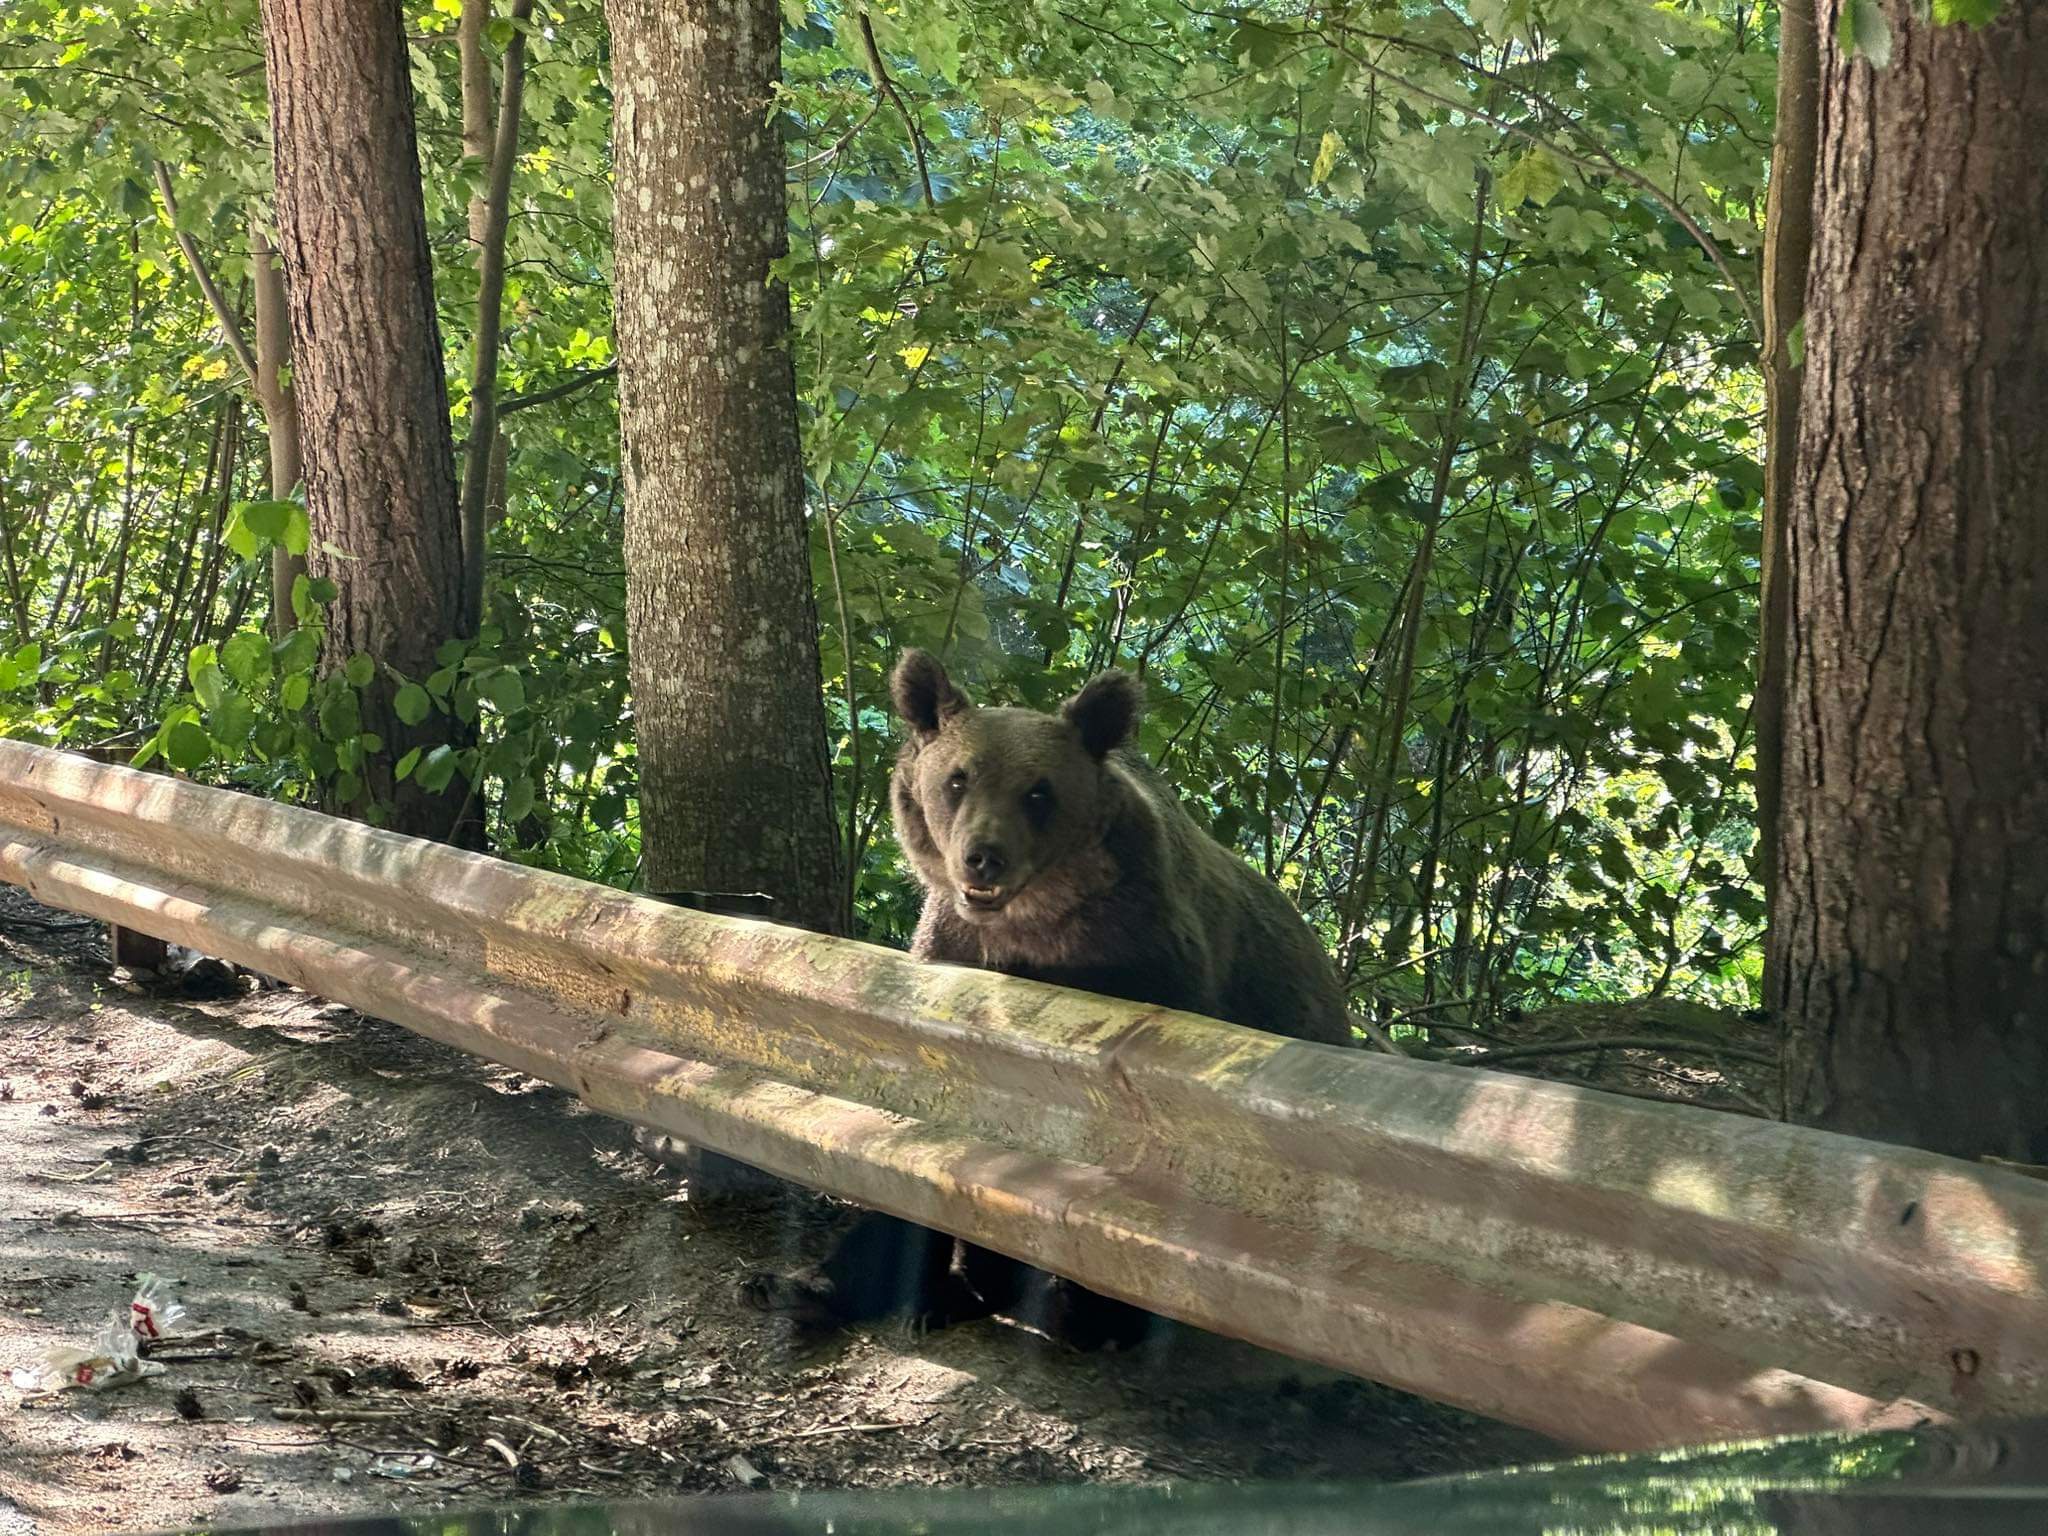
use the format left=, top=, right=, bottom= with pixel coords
left=888, top=649, right=1140, bottom=928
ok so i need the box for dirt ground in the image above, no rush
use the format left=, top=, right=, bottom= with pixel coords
left=0, top=886, right=1551, bottom=1535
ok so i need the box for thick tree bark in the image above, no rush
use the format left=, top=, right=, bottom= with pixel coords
left=1772, top=0, right=2048, bottom=1159
left=260, top=0, right=472, bottom=843
left=1753, top=0, right=1818, bottom=940
left=605, top=0, right=844, bottom=934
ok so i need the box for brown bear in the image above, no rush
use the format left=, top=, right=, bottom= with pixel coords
left=746, top=651, right=1353, bottom=1350
left=886, top=648, right=1353, bottom=1042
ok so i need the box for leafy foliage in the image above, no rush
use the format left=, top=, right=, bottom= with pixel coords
left=0, top=0, right=1781, bottom=1027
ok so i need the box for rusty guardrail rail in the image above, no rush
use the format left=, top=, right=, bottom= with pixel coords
left=2, top=739, right=2044, bottom=1450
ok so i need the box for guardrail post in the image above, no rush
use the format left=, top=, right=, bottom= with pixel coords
left=108, top=922, right=170, bottom=971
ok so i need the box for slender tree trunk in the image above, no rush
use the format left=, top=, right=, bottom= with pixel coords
left=605, top=0, right=844, bottom=933
left=456, top=0, right=534, bottom=635
left=1349, top=178, right=1491, bottom=943
left=260, top=0, right=472, bottom=843
left=142, top=400, right=225, bottom=702
left=148, top=165, right=305, bottom=637
left=1771, top=0, right=2048, bottom=1160
left=1754, top=0, right=1819, bottom=959
left=252, top=228, right=307, bottom=638
left=101, top=236, right=142, bottom=673
left=180, top=409, right=241, bottom=671
left=458, top=0, right=494, bottom=631
left=0, top=351, right=30, bottom=646
left=0, top=480, right=29, bottom=645
left=459, top=0, right=494, bottom=247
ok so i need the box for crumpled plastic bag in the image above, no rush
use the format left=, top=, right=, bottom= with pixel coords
left=128, top=1272, right=186, bottom=1342
left=11, top=1310, right=164, bottom=1393
left=10, top=1274, right=187, bottom=1394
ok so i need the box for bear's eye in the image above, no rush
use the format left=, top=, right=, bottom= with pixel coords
left=944, top=770, right=969, bottom=800
left=1023, top=780, right=1054, bottom=810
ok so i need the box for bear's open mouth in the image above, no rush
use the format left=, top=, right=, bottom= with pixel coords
left=959, top=884, right=1010, bottom=911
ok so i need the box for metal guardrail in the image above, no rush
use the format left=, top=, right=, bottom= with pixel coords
left=2, top=740, right=2043, bottom=1451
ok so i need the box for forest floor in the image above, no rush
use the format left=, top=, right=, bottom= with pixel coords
left=0, top=887, right=1553, bottom=1536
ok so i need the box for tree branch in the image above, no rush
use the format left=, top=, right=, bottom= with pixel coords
left=497, top=363, right=616, bottom=416
left=1348, top=1011, right=1427, bottom=1057
left=857, top=11, right=935, bottom=208
left=151, top=161, right=259, bottom=386
left=1453, top=1035, right=1777, bottom=1068
left=789, top=97, right=883, bottom=174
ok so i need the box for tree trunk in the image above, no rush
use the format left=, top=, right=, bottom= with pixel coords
left=260, top=0, right=472, bottom=843
left=458, top=0, right=495, bottom=248
left=1771, top=0, right=2048, bottom=1160
left=252, top=227, right=307, bottom=639
left=604, top=0, right=844, bottom=933
left=456, top=0, right=534, bottom=636
left=1752, top=0, right=1818, bottom=940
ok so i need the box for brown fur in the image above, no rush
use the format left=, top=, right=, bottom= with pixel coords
left=889, top=649, right=1353, bottom=1044
left=743, top=653, right=1354, bottom=1348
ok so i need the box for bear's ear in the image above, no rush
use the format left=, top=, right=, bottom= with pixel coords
left=1061, top=670, right=1142, bottom=759
left=891, top=648, right=970, bottom=740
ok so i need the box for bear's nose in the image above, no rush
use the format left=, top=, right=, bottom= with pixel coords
left=964, top=844, right=1007, bottom=882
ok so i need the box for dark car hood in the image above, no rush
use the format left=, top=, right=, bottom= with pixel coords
left=166, top=1416, right=2048, bottom=1536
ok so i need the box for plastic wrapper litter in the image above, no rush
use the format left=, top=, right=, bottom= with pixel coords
left=9, top=1273, right=187, bottom=1395
left=128, top=1271, right=186, bottom=1342
left=11, top=1309, right=164, bottom=1393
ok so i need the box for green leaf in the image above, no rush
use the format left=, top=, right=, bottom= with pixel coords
left=240, top=499, right=294, bottom=541
left=426, top=666, right=458, bottom=699
left=501, top=776, right=536, bottom=824
left=220, top=630, right=272, bottom=687
left=394, top=746, right=423, bottom=782
left=224, top=510, right=260, bottom=561
left=292, top=574, right=318, bottom=625
left=209, top=692, right=256, bottom=750
left=393, top=683, right=432, bottom=725
left=1933, top=0, right=2002, bottom=21
left=1837, top=0, right=1894, bottom=66
left=417, top=744, right=459, bottom=793
left=1497, top=147, right=1566, bottom=209
left=335, top=770, right=362, bottom=803
left=309, top=576, right=338, bottom=604
left=163, top=720, right=212, bottom=772
left=283, top=505, right=311, bottom=558
left=281, top=673, right=311, bottom=711
left=275, top=627, right=319, bottom=676
left=192, top=662, right=227, bottom=713
left=318, top=685, right=361, bottom=742
left=1785, top=316, right=1806, bottom=369
left=343, top=652, right=375, bottom=689
left=1310, top=131, right=1343, bottom=187
left=485, top=668, right=526, bottom=713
